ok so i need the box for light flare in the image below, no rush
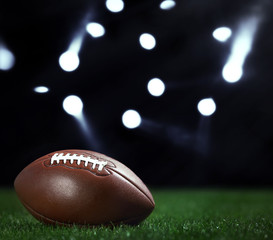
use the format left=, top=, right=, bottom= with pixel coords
left=222, top=17, right=260, bottom=83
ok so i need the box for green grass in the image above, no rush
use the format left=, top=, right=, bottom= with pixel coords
left=0, top=188, right=273, bottom=240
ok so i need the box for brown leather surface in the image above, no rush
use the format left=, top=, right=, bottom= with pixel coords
left=14, top=149, right=155, bottom=226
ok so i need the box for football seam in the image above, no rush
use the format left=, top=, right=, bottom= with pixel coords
left=108, top=168, right=155, bottom=207
left=21, top=198, right=150, bottom=226
left=43, top=161, right=112, bottom=176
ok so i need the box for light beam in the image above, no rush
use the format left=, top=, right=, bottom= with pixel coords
left=222, top=17, right=260, bottom=83
left=59, top=33, right=84, bottom=72
left=63, top=95, right=100, bottom=150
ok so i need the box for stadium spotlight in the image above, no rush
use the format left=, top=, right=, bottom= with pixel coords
left=197, top=98, right=216, bottom=117
left=122, top=110, right=142, bottom=129
left=0, top=45, right=15, bottom=71
left=63, top=95, right=83, bottom=117
left=105, top=0, right=124, bottom=13
left=59, top=33, right=85, bottom=72
left=222, top=17, right=260, bottom=83
left=222, top=62, right=243, bottom=83
left=62, top=95, right=100, bottom=150
left=34, top=86, right=49, bottom=93
left=139, top=33, right=156, bottom=50
left=59, top=50, right=80, bottom=72
left=160, top=0, right=176, bottom=10
left=212, top=27, right=232, bottom=42
left=147, top=78, right=165, bottom=97
left=86, top=22, right=105, bottom=38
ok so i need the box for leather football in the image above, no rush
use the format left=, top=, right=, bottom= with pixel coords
left=14, top=149, right=155, bottom=226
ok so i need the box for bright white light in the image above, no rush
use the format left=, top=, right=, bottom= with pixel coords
left=34, top=86, right=49, bottom=93
left=222, top=62, right=243, bottom=83
left=69, top=34, right=84, bottom=54
left=147, top=78, right=165, bottom=97
left=212, top=27, right=232, bottom=42
left=106, top=0, right=124, bottom=13
left=59, top=33, right=83, bottom=72
left=139, top=33, right=156, bottom=50
left=0, top=46, right=15, bottom=71
left=63, top=95, right=83, bottom=117
left=160, top=0, right=176, bottom=10
left=197, top=98, right=216, bottom=117
left=222, top=17, right=260, bottom=83
left=59, top=51, right=80, bottom=72
left=122, top=110, right=142, bottom=129
left=86, top=22, right=105, bottom=38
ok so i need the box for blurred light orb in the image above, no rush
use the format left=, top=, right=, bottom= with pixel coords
left=197, top=98, right=216, bottom=116
left=59, top=51, right=80, bottom=72
left=0, top=46, right=15, bottom=71
left=147, top=78, right=165, bottom=97
left=139, top=33, right=156, bottom=50
left=222, top=63, right=243, bottom=83
left=212, top=27, right=232, bottom=42
left=221, top=18, right=258, bottom=84
left=34, top=86, right=49, bottom=93
left=106, top=0, right=124, bottom=13
left=86, top=22, right=105, bottom=38
left=122, top=110, right=142, bottom=129
left=63, top=95, right=83, bottom=117
left=160, top=0, right=176, bottom=10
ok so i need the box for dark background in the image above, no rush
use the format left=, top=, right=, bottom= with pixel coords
left=1, top=0, right=273, bottom=187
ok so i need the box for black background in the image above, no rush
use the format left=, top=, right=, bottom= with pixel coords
left=1, top=0, right=273, bottom=187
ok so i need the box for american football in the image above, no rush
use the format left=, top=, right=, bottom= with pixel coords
left=14, top=149, right=155, bottom=226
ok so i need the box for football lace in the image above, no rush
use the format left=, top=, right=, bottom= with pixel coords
left=50, top=153, right=108, bottom=171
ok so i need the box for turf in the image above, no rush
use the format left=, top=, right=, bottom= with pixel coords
left=0, top=188, right=272, bottom=240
